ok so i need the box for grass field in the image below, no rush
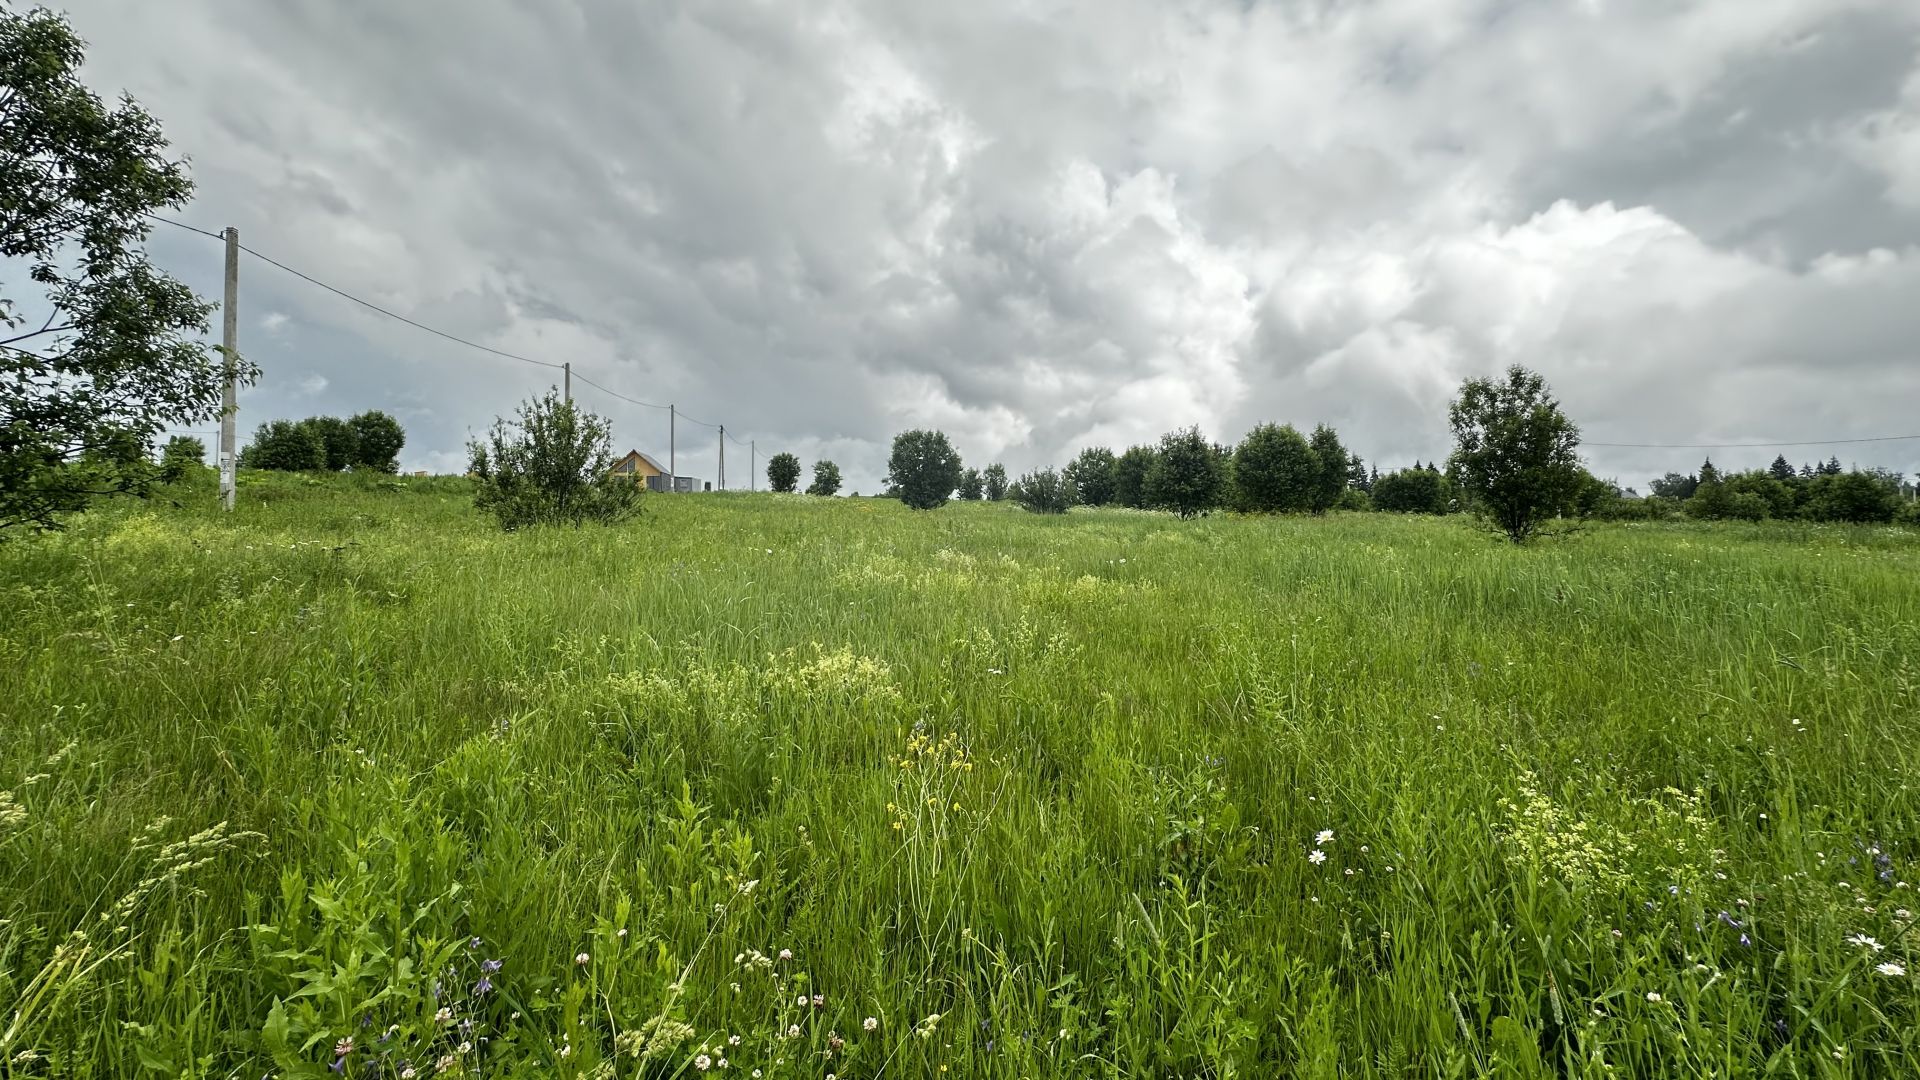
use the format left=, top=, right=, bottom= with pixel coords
left=2, top=473, right=1918, bottom=1078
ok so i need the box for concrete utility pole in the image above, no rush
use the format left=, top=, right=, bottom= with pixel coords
left=718, top=425, right=726, bottom=490
left=218, top=226, right=240, bottom=511
left=563, top=362, right=571, bottom=404
left=750, top=440, right=755, bottom=491
left=669, top=405, right=676, bottom=492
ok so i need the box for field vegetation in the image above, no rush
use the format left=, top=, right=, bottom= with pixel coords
left=3, top=473, right=1918, bottom=1077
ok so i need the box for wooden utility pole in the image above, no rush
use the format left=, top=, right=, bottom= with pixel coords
left=218, top=227, right=240, bottom=511
left=750, top=440, right=755, bottom=491
left=669, top=405, right=676, bottom=492
left=718, top=425, right=726, bottom=490
left=563, top=362, right=571, bottom=404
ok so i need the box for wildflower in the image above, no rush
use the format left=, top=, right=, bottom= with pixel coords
left=728, top=1035, right=741, bottom=1046
left=753, top=1072, right=763, bottom=1078
left=1896, top=909, right=1913, bottom=920
left=575, top=952, right=591, bottom=965
left=558, top=1045, right=572, bottom=1060
left=458, top=1042, right=472, bottom=1054
left=717, top=1059, right=728, bottom=1069
left=401, top=1068, right=417, bottom=1079
left=1308, top=849, right=1327, bottom=865
left=437, top=1053, right=459, bottom=1071
left=469, top=937, right=483, bottom=950
left=473, top=976, right=493, bottom=995
left=1645, top=992, right=1662, bottom=1002
left=1740, top=934, right=1752, bottom=947
left=778, top=948, right=793, bottom=961
left=1876, top=962, right=1906, bottom=977
left=787, top=1025, right=801, bottom=1039
left=1315, top=830, right=1335, bottom=846
left=1344, top=868, right=1355, bottom=876
left=617, top=928, right=629, bottom=937
left=864, top=1017, right=879, bottom=1031
left=1610, top=929, right=1623, bottom=939
left=695, top=1055, right=712, bottom=1071
left=1847, top=934, right=1885, bottom=952
left=482, top=958, right=503, bottom=973
left=797, top=995, right=809, bottom=1007
left=435, top=1007, right=453, bottom=1023
left=812, top=994, right=825, bottom=1008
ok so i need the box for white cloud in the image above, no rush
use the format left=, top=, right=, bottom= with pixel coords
left=64, top=0, right=1920, bottom=491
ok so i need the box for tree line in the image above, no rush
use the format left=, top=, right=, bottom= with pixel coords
left=866, top=366, right=1917, bottom=541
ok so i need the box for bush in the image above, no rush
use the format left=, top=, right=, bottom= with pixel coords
left=1231, top=423, right=1317, bottom=513
left=1371, top=468, right=1447, bottom=513
left=1806, top=470, right=1901, bottom=524
left=1014, top=467, right=1074, bottom=513
left=767, top=452, right=801, bottom=493
left=807, top=460, right=842, bottom=497
left=982, top=463, right=1009, bottom=502
left=348, top=411, right=405, bottom=472
left=1144, top=426, right=1224, bottom=518
left=302, top=416, right=359, bottom=472
left=1112, top=446, right=1155, bottom=508
left=467, top=390, right=640, bottom=530
left=958, top=468, right=984, bottom=500
left=240, top=419, right=326, bottom=471
left=158, top=435, right=206, bottom=482
left=887, top=430, right=963, bottom=510
left=1065, top=447, right=1116, bottom=506
left=1334, top=487, right=1372, bottom=512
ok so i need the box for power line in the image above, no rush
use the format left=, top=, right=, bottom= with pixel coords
left=1587, top=434, right=1920, bottom=449
left=571, top=371, right=669, bottom=411
left=144, top=213, right=765, bottom=442
left=146, top=213, right=563, bottom=370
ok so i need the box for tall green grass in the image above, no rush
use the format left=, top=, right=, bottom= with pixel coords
left=1, top=472, right=1916, bottom=1077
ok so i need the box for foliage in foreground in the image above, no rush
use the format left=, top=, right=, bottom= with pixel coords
left=0, top=7, right=247, bottom=533
left=467, top=390, right=640, bottom=529
left=2, top=480, right=1918, bottom=1076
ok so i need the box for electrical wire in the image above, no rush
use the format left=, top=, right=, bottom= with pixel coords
left=570, top=371, right=669, bottom=411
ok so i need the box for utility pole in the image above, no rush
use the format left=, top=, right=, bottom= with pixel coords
left=669, top=405, right=676, bottom=493
left=563, top=362, right=570, bottom=404
left=750, top=440, right=755, bottom=491
left=219, top=226, right=240, bottom=512
left=718, top=425, right=726, bottom=490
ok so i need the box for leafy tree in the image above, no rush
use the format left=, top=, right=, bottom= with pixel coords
left=1144, top=426, right=1225, bottom=518
left=240, top=419, right=325, bottom=471
left=886, top=429, right=963, bottom=510
left=766, top=452, right=801, bottom=493
left=982, top=463, right=1009, bottom=502
left=1372, top=468, right=1447, bottom=513
left=1306, top=425, right=1349, bottom=513
left=1113, top=446, right=1154, bottom=508
left=467, top=390, right=638, bottom=530
left=1231, top=423, right=1317, bottom=513
left=1648, top=472, right=1699, bottom=500
left=158, top=435, right=205, bottom=481
left=1347, top=453, right=1370, bottom=491
left=1014, top=467, right=1074, bottom=514
left=1769, top=455, right=1795, bottom=482
left=302, top=416, right=359, bottom=471
left=806, top=459, right=842, bottom=497
left=1065, top=446, right=1117, bottom=506
left=1806, top=470, right=1900, bottom=523
left=1447, top=365, right=1583, bottom=542
left=348, top=410, right=405, bottom=473
left=958, top=467, right=984, bottom=500
left=0, top=8, right=248, bottom=532
left=1725, top=471, right=1795, bottom=520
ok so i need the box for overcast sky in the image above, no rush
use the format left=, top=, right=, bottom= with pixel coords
left=64, top=0, right=1920, bottom=491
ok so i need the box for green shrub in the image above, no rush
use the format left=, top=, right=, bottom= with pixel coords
left=1014, top=467, right=1074, bottom=513
left=467, top=390, right=640, bottom=529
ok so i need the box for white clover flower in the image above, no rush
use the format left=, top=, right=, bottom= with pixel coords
left=695, top=1055, right=712, bottom=1071
left=575, top=952, right=591, bottom=965
left=864, top=1017, right=879, bottom=1031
